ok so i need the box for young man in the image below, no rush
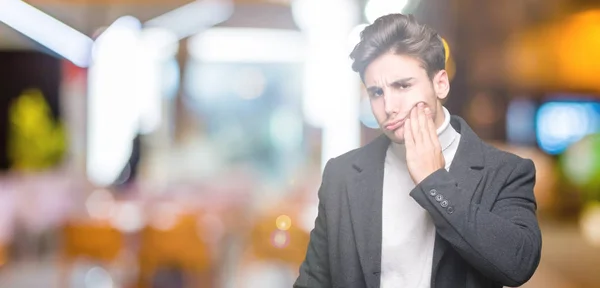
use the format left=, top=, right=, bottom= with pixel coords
left=294, top=14, right=541, bottom=288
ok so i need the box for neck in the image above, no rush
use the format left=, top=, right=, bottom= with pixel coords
left=434, top=103, right=447, bottom=130
left=435, top=106, right=451, bottom=136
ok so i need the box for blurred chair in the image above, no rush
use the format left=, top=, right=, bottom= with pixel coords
left=137, top=212, right=214, bottom=288
left=235, top=204, right=310, bottom=288
left=0, top=242, right=7, bottom=268
left=60, top=220, right=125, bottom=287
left=249, top=213, right=309, bottom=265
left=62, top=221, right=124, bottom=262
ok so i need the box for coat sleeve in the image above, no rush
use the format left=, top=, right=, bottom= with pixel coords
left=410, top=158, right=542, bottom=287
left=294, top=159, right=334, bottom=288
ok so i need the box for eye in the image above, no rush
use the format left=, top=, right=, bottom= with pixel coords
left=396, top=83, right=411, bottom=90
left=369, top=88, right=383, bottom=98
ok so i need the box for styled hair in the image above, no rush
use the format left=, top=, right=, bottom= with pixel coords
left=350, top=14, right=446, bottom=81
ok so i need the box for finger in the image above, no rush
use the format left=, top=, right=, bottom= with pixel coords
left=417, top=103, right=429, bottom=144
left=404, top=118, right=414, bottom=148
left=410, top=105, right=420, bottom=144
left=425, top=107, right=442, bottom=150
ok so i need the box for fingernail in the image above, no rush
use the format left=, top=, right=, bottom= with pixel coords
left=425, top=107, right=431, bottom=114
left=418, top=102, right=424, bottom=108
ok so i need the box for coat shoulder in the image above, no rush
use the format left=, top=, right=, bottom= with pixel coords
left=479, top=141, right=534, bottom=172
left=324, top=147, right=361, bottom=176
left=325, top=135, right=387, bottom=173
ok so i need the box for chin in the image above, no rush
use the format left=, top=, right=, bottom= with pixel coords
left=385, top=127, right=405, bottom=144
left=391, top=137, right=406, bottom=144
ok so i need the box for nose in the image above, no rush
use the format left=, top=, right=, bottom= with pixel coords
left=383, top=92, right=398, bottom=116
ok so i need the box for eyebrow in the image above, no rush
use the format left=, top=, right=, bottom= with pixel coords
left=366, top=77, right=415, bottom=93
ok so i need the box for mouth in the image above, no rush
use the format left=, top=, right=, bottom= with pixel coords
left=385, top=118, right=405, bottom=131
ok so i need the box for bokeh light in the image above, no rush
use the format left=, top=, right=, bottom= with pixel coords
left=86, top=189, right=116, bottom=220
left=109, top=202, right=144, bottom=233
left=561, top=133, right=600, bottom=200
left=275, top=215, right=292, bottom=231
left=84, top=266, right=114, bottom=288
left=580, top=202, right=600, bottom=247
left=271, top=230, right=290, bottom=249
left=536, top=102, right=600, bottom=155
left=150, top=202, right=181, bottom=231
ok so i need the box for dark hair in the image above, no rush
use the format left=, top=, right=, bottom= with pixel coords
left=350, top=14, right=446, bottom=81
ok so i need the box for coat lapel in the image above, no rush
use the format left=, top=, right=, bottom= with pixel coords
left=347, top=134, right=389, bottom=288
left=431, top=116, right=486, bottom=287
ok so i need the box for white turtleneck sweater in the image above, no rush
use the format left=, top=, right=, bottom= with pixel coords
left=380, top=107, right=461, bottom=288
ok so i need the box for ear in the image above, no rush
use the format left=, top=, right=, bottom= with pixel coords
left=432, top=70, right=450, bottom=101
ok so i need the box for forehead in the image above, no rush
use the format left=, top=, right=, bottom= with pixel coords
left=363, top=53, right=427, bottom=86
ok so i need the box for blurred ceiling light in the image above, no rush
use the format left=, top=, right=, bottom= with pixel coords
left=138, top=27, right=179, bottom=60
left=145, top=0, right=233, bottom=40
left=136, top=28, right=178, bottom=135
left=292, top=0, right=361, bottom=170
left=188, top=28, right=305, bottom=63
left=364, top=0, right=410, bottom=24
left=292, top=0, right=358, bottom=32
left=0, top=0, right=93, bottom=67
left=88, top=18, right=176, bottom=186
left=87, top=16, right=142, bottom=187
left=94, top=16, right=141, bottom=47
left=91, top=16, right=141, bottom=63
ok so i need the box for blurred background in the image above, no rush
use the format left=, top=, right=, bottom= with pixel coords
left=0, top=0, right=599, bottom=287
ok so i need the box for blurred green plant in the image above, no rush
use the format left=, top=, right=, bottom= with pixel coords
left=560, top=133, right=600, bottom=202
left=7, top=88, right=67, bottom=171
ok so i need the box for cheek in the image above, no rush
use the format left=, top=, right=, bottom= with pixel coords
left=410, top=89, right=429, bottom=103
left=406, top=89, right=436, bottom=109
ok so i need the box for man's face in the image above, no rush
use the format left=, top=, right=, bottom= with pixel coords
left=364, top=52, right=449, bottom=144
